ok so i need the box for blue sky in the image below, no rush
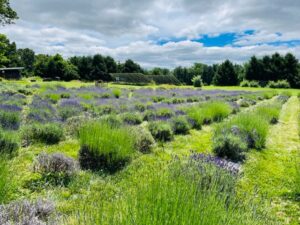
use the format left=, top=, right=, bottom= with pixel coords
left=2, top=0, right=300, bottom=68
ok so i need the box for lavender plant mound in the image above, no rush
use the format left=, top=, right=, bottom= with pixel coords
left=34, top=152, right=77, bottom=177
left=0, top=199, right=56, bottom=225
left=190, top=153, right=241, bottom=175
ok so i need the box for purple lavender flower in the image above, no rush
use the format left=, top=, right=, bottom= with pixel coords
left=190, top=153, right=241, bottom=175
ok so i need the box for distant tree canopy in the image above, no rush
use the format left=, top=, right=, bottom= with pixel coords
left=0, top=0, right=18, bottom=25
left=245, top=53, right=300, bottom=88
left=213, top=60, right=238, bottom=86
left=1, top=34, right=300, bottom=86
left=0, top=34, right=20, bottom=67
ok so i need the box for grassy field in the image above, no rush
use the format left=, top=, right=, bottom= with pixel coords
left=0, top=80, right=299, bottom=224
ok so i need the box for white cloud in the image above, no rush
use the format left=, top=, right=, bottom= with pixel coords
left=2, top=0, right=300, bottom=67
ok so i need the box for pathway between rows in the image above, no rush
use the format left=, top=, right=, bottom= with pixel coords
left=239, top=96, right=300, bottom=225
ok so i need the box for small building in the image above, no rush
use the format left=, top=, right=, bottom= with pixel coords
left=0, top=67, right=24, bottom=80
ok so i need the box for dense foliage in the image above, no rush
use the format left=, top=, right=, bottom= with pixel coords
left=0, top=0, right=18, bottom=25
left=1, top=34, right=300, bottom=87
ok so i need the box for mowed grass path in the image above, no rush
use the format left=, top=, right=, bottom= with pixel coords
left=239, top=96, right=300, bottom=224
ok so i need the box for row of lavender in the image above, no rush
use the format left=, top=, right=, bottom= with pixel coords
left=26, top=85, right=262, bottom=125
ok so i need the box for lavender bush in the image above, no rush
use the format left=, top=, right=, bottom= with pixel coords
left=0, top=199, right=56, bottom=225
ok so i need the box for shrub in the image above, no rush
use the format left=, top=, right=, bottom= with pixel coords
left=58, top=99, right=83, bottom=121
left=215, top=114, right=269, bottom=151
left=171, top=116, right=190, bottom=135
left=0, top=130, right=19, bottom=155
left=100, top=114, right=122, bottom=128
left=112, top=88, right=121, bottom=98
left=79, top=121, right=135, bottom=172
left=0, top=199, right=56, bottom=225
left=238, top=99, right=256, bottom=107
left=22, top=123, right=64, bottom=145
left=148, top=121, right=173, bottom=142
left=121, top=113, right=142, bottom=125
left=240, top=80, right=260, bottom=87
left=143, top=110, right=157, bottom=121
left=33, top=152, right=77, bottom=186
left=65, top=115, right=91, bottom=137
left=132, top=126, right=155, bottom=153
left=186, top=101, right=232, bottom=127
left=267, top=80, right=290, bottom=89
left=134, top=103, right=147, bottom=112
left=0, top=111, right=21, bottom=130
left=93, top=104, right=116, bottom=116
left=192, top=75, right=203, bottom=87
left=157, top=108, right=175, bottom=119
left=256, top=104, right=281, bottom=124
left=262, top=91, right=277, bottom=99
left=69, top=159, right=272, bottom=225
left=213, top=133, right=248, bottom=162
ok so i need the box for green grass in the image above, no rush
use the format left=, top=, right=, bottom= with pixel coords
left=1, top=81, right=299, bottom=224
left=0, top=156, right=10, bottom=203
left=239, top=96, right=300, bottom=224
left=64, top=160, right=274, bottom=225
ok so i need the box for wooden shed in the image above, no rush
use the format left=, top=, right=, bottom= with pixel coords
left=0, top=67, right=24, bottom=80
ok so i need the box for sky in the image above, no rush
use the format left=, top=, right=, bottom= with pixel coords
left=2, top=0, right=300, bottom=68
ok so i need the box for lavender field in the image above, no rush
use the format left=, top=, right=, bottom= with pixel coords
left=0, top=82, right=299, bottom=225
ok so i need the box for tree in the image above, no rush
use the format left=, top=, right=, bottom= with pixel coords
left=173, top=66, right=194, bottom=85
left=270, top=52, right=285, bottom=81
left=0, top=34, right=21, bottom=67
left=149, top=67, right=170, bottom=75
left=104, top=56, right=117, bottom=73
left=122, top=59, right=143, bottom=73
left=34, top=54, right=79, bottom=81
left=201, top=65, right=215, bottom=85
left=90, top=54, right=110, bottom=81
left=18, top=48, right=35, bottom=75
left=34, top=54, right=50, bottom=77
left=245, top=56, right=264, bottom=81
left=0, top=34, right=10, bottom=67
left=284, top=53, right=300, bottom=88
left=213, top=60, right=238, bottom=86
left=0, top=0, right=18, bottom=25
left=69, top=56, right=93, bottom=80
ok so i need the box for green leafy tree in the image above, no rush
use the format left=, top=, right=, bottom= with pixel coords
left=0, top=34, right=21, bottom=67
left=104, top=56, right=117, bottom=73
left=213, top=60, right=238, bottom=86
left=69, top=56, right=93, bottom=80
left=173, top=66, right=194, bottom=85
left=34, top=54, right=50, bottom=77
left=122, top=59, right=143, bottom=73
left=201, top=65, right=215, bottom=85
left=18, top=48, right=35, bottom=75
left=0, top=0, right=18, bottom=25
left=91, top=54, right=110, bottom=81
left=245, top=56, right=264, bottom=81
left=284, top=53, right=300, bottom=88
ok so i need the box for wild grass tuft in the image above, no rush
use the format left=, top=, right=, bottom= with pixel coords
left=186, top=101, right=232, bottom=128
left=79, top=121, right=135, bottom=172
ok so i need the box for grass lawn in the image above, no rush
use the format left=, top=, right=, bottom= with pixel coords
left=239, top=96, right=300, bottom=224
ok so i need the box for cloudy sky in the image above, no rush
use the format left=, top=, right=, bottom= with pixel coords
left=2, top=0, right=300, bottom=68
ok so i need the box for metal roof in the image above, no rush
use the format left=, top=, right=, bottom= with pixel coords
left=0, top=67, right=24, bottom=71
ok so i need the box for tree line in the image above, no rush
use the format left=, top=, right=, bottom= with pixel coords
left=1, top=34, right=300, bottom=87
